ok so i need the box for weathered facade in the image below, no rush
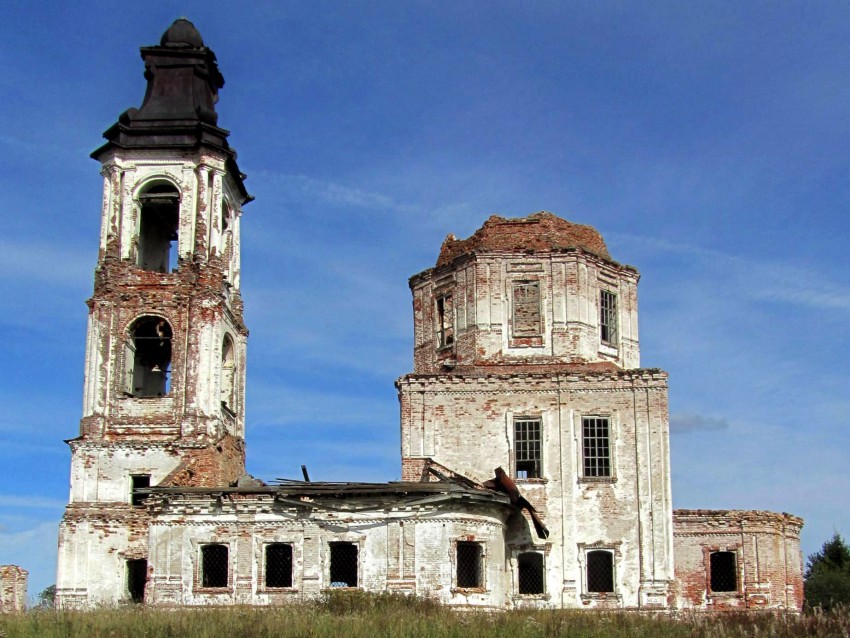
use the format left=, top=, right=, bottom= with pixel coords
left=673, top=510, right=804, bottom=611
left=55, top=20, right=803, bottom=611
left=0, top=565, right=28, bottom=613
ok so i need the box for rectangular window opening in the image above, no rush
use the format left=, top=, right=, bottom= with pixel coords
left=456, top=541, right=482, bottom=589
left=600, top=290, right=618, bottom=345
left=514, top=418, right=542, bottom=479
left=586, top=550, right=614, bottom=593
left=201, top=544, right=229, bottom=588
left=582, top=417, right=611, bottom=478
left=329, top=542, right=358, bottom=588
left=130, top=474, right=151, bottom=507
left=710, top=551, right=738, bottom=592
left=436, top=294, right=454, bottom=348
left=517, top=552, right=544, bottom=594
left=265, top=543, right=293, bottom=588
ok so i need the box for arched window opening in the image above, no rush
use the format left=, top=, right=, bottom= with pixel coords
left=123, top=317, right=172, bottom=397
left=137, top=184, right=179, bottom=273
left=221, top=204, right=234, bottom=281
left=710, top=551, right=738, bottom=592
left=517, top=552, right=544, bottom=594
left=221, top=335, right=236, bottom=410
left=586, top=550, right=614, bottom=593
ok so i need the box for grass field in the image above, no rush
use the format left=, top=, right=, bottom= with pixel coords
left=1, top=592, right=848, bottom=638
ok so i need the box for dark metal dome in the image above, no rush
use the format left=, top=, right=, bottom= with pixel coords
left=160, top=18, right=204, bottom=48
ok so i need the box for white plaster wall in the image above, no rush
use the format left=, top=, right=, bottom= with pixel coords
left=145, top=498, right=509, bottom=608
left=398, top=372, right=674, bottom=608
left=68, top=444, right=183, bottom=504
left=56, top=515, right=147, bottom=608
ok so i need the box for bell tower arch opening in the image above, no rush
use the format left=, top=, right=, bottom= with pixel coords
left=123, top=316, right=173, bottom=398
left=136, top=183, right=180, bottom=273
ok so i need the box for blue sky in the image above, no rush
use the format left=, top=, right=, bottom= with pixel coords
left=1, top=2, right=848, bottom=598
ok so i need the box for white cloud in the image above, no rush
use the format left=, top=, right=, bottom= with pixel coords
left=608, top=232, right=850, bottom=313
left=0, top=495, right=66, bottom=509
left=255, top=171, right=420, bottom=216
left=670, top=413, right=729, bottom=434
left=0, top=239, right=93, bottom=287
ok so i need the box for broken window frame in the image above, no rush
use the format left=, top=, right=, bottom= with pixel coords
left=709, top=551, right=739, bottom=593
left=123, top=316, right=173, bottom=398
left=599, top=289, right=618, bottom=346
left=264, top=543, right=294, bottom=589
left=435, top=293, right=454, bottom=349
left=135, top=183, right=180, bottom=274
left=199, top=543, right=230, bottom=589
left=581, top=416, right=612, bottom=479
left=455, top=541, right=484, bottom=590
left=517, top=551, right=545, bottom=595
left=511, top=281, right=543, bottom=338
left=585, top=549, right=615, bottom=594
left=514, top=417, right=542, bottom=479
left=328, top=542, right=359, bottom=589
left=130, top=474, right=151, bottom=507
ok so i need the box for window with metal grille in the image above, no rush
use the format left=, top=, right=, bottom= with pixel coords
left=710, top=551, right=738, bottom=592
left=329, top=542, right=358, bottom=588
left=512, top=282, right=542, bottom=337
left=514, top=418, right=542, bottom=479
left=265, top=543, right=293, bottom=588
left=201, top=544, right=229, bottom=588
left=456, top=541, right=482, bottom=588
left=517, top=552, right=544, bottom=594
left=586, top=550, right=614, bottom=593
left=436, top=294, right=454, bottom=348
left=130, top=474, right=151, bottom=506
left=126, top=558, right=147, bottom=603
left=600, top=290, right=618, bottom=345
left=582, top=417, right=611, bottom=478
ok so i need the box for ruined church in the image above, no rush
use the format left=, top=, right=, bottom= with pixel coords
left=55, top=20, right=804, bottom=611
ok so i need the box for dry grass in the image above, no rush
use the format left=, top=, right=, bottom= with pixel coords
left=1, top=593, right=848, bottom=638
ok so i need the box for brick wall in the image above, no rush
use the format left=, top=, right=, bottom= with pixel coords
left=673, top=509, right=804, bottom=611
left=0, top=565, right=28, bottom=613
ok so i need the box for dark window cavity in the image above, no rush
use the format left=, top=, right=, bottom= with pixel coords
left=512, top=282, right=542, bottom=337
left=710, top=551, right=738, bottom=592
left=130, top=474, right=151, bottom=506
left=600, top=290, right=618, bottom=345
left=126, top=558, right=147, bottom=603
left=582, top=417, right=611, bottom=478
left=586, top=550, right=614, bottom=593
left=221, top=335, right=235, bottom=410
left=456, top=541, right=483, bottom=589
left=329, top=542, right=358, bottom=588
left=137, top=184, right=180, bottom=273
left=436, top=294, right=454, bottom=348
left=517, top=552, right=544, bottom=594
left=514, top=418, right=542, bottom=479
left=201, top=544, right=229, bottom=588
left=123, top=317, right=173, bottom=397
left=265, top=543, right=293, bottom=588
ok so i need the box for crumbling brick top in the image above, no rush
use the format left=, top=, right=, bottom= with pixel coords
left=436, top=211, right=612, bottom=268
left=673, top=509, right=804, bottom=530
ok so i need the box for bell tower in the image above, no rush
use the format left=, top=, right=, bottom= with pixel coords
left=57, top=19, right=252, bottom=608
